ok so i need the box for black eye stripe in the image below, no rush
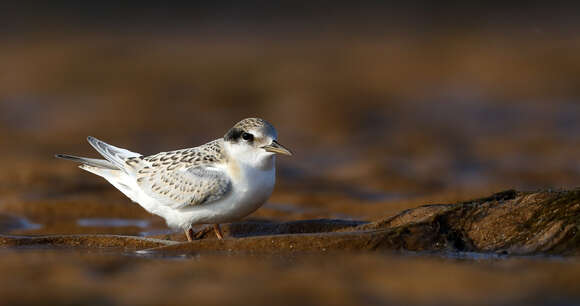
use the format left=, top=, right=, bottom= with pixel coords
left=224, top=128, right=242, bottom=141
left=224, top=128, right=255, bottom=142
left=242, top=132, right=254, bottom=141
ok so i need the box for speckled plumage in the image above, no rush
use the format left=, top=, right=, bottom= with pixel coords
left=233, top=117, right=269, bottom=131
left=131, top=139, right=231, bottom=209
left=56, top=118, right=292, bottom=240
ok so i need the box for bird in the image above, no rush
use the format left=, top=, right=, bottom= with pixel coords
left=56, top=118, right=292, bottom=241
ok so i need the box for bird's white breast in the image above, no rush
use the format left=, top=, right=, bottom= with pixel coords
left=226, top=159, right=276, bottom=217
left=162, top=156, right=276, bottom=228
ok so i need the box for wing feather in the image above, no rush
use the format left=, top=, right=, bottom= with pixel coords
left=137, top=165, right=231, bottom=209
left=134, top=140, right=230, bottom=209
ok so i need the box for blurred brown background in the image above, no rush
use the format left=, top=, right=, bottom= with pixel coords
left=2, top=3, right=580, bottom=214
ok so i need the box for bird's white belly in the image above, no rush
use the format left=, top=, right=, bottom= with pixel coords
left=160, top=165, right=275, bottom=229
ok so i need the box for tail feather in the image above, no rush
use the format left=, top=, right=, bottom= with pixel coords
left=86, top=136, right=141, bottom=170
left=55, top=154, right=118, bottom=170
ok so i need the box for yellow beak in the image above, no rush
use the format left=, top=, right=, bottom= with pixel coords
left=262, top=140, right=293, bottom=156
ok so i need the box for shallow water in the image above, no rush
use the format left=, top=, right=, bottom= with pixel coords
left=77, top=218, right=151, bottom=229
left=0, top=214, right=42, bottom=232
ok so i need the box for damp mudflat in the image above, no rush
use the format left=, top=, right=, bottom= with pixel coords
left=0, top=249, right=578, bottom=306
left=1, top=186, right=579, bottom=306
left=2, top=20, right=580, bottom=305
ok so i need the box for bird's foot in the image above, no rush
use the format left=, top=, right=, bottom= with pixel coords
left=184, top=228, right=194, bottom=242
left=184, top=225, right=224, bottom=241
left=183, top=226, right=216, bottom=242
left=213, top=224, right=224, bottom=240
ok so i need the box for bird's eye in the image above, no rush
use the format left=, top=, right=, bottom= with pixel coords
left=241, top=132, right=254, bottom=141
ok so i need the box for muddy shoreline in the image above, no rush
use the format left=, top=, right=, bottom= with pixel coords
left=0, top=189, right=579, bottom=306
left=2, top=189, right=578, bottom=257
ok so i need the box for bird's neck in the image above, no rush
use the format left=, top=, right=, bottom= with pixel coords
left=232, top=154, right=275, bottom=171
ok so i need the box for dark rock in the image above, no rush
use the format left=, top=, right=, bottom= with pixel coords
left=358, top=189, right=580, bottom=255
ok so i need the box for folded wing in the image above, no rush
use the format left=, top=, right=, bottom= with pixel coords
left=136, top=164, right=231, bottom=209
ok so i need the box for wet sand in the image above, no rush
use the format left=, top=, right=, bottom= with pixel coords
left=1, top=184, right=579, bottom=305
left=0, top=250, right=578, bottom=306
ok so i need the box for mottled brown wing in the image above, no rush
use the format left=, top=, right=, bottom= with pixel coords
left=136, top=165, right=231, bottom=209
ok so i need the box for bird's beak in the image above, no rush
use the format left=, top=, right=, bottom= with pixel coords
left=262, top=140, right=293, bottom=156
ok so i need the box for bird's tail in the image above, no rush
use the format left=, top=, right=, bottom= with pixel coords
left=56, top=136, right=142, bottom=172
left=56, top=152, right=141, bottom=204
left=54, top=154, right=118, bottom=170
left=86, top=136, right=142, bottom=170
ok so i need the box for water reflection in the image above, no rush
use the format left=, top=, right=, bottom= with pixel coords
left=0, top=214, right=42, bottom=233
left=77, top=218, right=150, bottom=228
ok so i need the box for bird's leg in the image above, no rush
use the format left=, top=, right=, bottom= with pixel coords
left=184, top=228, right=194, bottom=242
left=213, top=224, right=224, bottom=240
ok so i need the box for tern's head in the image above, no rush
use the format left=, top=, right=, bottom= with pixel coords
left=223, top=118, right=292, bottom=167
